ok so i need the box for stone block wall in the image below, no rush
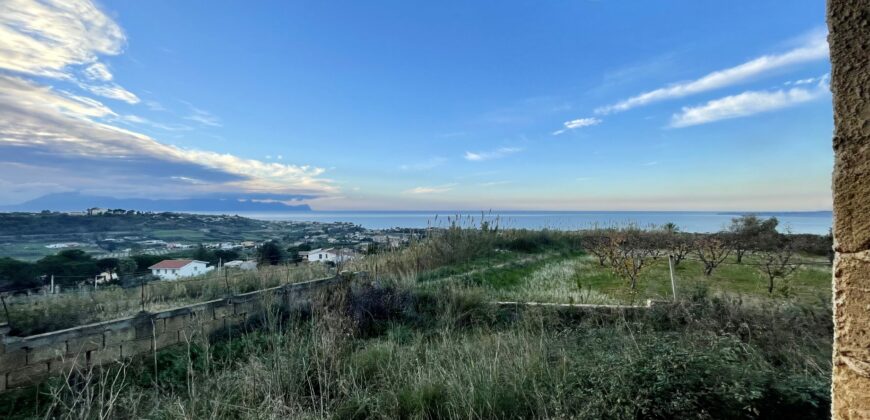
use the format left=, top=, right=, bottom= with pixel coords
left=828, top=1, right=870, bottom=418
left=0, top=274, right=348, bottom=392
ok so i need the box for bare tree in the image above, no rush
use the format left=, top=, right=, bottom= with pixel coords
left=581, top=228, right=612, bottom=267
left=667, top=233, right=692, bottom=266
left=694, top=235, right=732, bottom=276
left=606, top=228, right=653, bottom=290
left=644, top=229, right=669, bottom=261
left=757, top=234, right=799, bottom=294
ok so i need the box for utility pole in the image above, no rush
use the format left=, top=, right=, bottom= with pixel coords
left=668, top=254, right=677, bottom=301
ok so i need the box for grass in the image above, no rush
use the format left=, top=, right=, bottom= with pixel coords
left=2, top=263, right=331, bottom=336
left=0, top=227, right=834, bottom=418
left=412, top=250, right=830, bottom=309
left=0, top=281, right=832, bottom=419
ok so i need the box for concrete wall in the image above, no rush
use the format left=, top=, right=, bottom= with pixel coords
left=828, top=1, right=870, bottom=418
left=0, top=274, right=349, bottom=392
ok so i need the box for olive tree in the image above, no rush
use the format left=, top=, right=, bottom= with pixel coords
left=726, top=215, right=779, bottom=263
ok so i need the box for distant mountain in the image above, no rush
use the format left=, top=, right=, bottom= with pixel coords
left=1, top=192, right=312, bottom=212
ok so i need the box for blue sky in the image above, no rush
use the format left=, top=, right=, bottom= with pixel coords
left=0, top=0, right=832, bottom=210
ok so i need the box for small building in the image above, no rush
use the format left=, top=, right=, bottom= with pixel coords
left=95, top=271, right=118, bottom=284
left=148, top=259, right=213, bottom=280
left=303, top=248, right=358, bottom=264
left=223, top=260, right=258, bottom=271
left=87, top=207, right=108, bottom=216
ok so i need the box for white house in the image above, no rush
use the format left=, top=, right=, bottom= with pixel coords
left=148, top=259, right=213, bottom=280
left=302, top=248, right=358, bottom=264
left=223, top=260, right=258, bottom=271
left=95, top=271, right=118, bottom=284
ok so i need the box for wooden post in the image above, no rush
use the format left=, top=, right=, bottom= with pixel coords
left=668, top=254, right=677, bottom=301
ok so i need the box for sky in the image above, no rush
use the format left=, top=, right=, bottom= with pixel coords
left=0, top=0, right=833, bottom=211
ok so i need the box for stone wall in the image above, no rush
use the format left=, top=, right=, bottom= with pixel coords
left=829, top=1, right=870, bottom=418
left=0, top=274, right=349, bottom=392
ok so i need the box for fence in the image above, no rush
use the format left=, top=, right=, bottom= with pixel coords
left=0, top=263, right=332, bottom=337
left=0, top=272, right=359, bottom=392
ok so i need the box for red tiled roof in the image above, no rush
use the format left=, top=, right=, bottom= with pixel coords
left=148, top=259, right=195, bottom=270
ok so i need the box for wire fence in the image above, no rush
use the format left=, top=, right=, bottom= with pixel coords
left=0, top=263, right=332, bottom=336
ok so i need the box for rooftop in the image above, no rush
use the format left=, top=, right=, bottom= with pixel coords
left=148, top=259, right=206, bottom=270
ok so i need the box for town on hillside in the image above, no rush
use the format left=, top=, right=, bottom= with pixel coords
left=0, top=209, right=422, bottom=291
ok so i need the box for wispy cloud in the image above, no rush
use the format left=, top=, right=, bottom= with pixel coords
left=83, top=63, right=113, bottom=81
left=144, top=100, right=165, bottom=111
left=669, top=79, right=829, bottom=128
left=184, top=106, right=221, bottom=127
left=552, top=117, right=602, bottom=135
left=478, top=181, right=511, bottom=187
left=595, top=30, right=828, bottom=115
left=405, top=183, right=457, bottom=194
left=0, top=0, right=141, bottom=106
left=117, top=114, right=192, bottom=132
left=0, top=0, right=125, bottom=79
left=0, top=0, right=333, bottom=204
left=80, top=83, right=140, bottom=104
left=464, top=147, right=522, bottom=162
left=785, top=73, right=829, bottom=86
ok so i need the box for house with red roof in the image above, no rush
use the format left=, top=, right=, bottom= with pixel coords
left=148, top=259, right=213, bottom=280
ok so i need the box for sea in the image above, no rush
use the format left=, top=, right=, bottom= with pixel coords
left=219, top=211, right=833, bottom=235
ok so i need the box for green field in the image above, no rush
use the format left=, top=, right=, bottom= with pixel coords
left=0, top=228, right=833, bottom=419
left=413, top=250, right=830, bottom=307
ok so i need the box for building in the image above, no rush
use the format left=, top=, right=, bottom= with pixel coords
left=148, top=259, right=213, bottom=280
left=45, top=242, right=80, bottom=249
left=223, top=260, right=258, bottom=271
left=302, top=248, right=358, bottom=264
left=87, top=207, right=108, bottom=216
left=95, top=271, right=118, bottom=284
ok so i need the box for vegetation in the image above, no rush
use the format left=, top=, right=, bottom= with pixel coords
left=0, top=280, right=831, bottom=419
left=2, top=264, right=330, bottom=336
left=0, top=215, right=834, bottom=418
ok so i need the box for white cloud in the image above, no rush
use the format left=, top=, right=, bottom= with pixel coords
left=0, top=0, right=141, bottom=106
left=477, top=181, right=511, bottom=187
left=463, top=147, right=522, bottom=161
left=185, top=107, right=221, bottom=127
left=81, top=82, right=140, bottom=104
left=669, top=81, right=828, bottom=128
left=595, top=30, right=829, bottom=115
left=0, top=0, right=124, bottom=78
left=405, top=184, right=457, bottom=194
left=117, top=114, right=192, bottom=131
left=552, top=117, right=602, bottom=135
left=785, top=73, right=829, bottom=86
left=0, top=75, right=333, bottom=198
left=144, top=100, right=165, bottom=111
left=83, top=62, right=113, bottom=81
